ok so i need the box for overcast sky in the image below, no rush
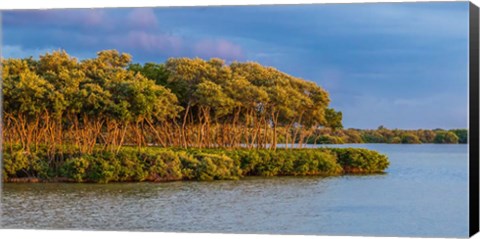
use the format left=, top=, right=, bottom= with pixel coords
left=1, top=2, right=469, bottom=129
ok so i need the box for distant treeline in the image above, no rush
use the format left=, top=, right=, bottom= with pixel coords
left=304, top=127, right=467, bottom=144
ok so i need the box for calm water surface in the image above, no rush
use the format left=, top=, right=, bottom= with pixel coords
left=1, top=144, right=468, bottom=237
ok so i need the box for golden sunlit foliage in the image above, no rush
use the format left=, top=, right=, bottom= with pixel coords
left=3, top=49, right=341, bottom=155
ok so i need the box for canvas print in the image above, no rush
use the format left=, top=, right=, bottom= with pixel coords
left=0, top=2, right=474, bottom=238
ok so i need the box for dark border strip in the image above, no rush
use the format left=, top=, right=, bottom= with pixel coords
left=470, top=1, right=479, bottom=237
left=0, top=11, right=3, bottom=229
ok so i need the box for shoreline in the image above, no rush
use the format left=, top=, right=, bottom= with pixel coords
left=3, top=172, right=388, bottom=184
left=2, top=147, right=390, bottom=184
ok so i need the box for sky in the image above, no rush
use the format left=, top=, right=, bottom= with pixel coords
left=1, top=2, right=470, bottom=129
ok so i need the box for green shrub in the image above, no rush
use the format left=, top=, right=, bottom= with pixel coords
left=229, top=150, right=263, bottom=175
left=277, top=150, right=295, bottom=175
left=178, top=151, right=200, bottom=180
left=250, top=150, right=280, bottom=177
left=2, top=150, right=53, bottom=179
left=116, top=150, right=148, bottom=182
left=31, top=156, right=53, bottom=179
left=331, top=148, right=389, bottom=173
left=60, top=156, right=91, bottom=182
left=3, top=145, right=389, bottom=182
left=194, top=153, right=242, bottom=180
left=225, top=149, right=342, bottom=177
left=146, top=150, right=182, bottom=181
left=86, top=154, right=119, bottom=183
left=316, top=152, right=343, bottom=175
left=3, top=151, right=30, bottom=177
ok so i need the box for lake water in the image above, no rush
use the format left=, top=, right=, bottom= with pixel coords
left=1, top=144, right=469, bottom=237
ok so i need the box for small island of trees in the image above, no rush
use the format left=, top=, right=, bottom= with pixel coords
left=0, top=50, right=462, bottom=183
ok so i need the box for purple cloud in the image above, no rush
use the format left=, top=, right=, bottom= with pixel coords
left=4, top=9, right=106, bottom=28
left=4, top=9, right=244, bottom=61
left=127, top=8, right=159, bottom=29
left=108, top=31, right=183, bottom=56
left=193, top=39, right=244, bottom=61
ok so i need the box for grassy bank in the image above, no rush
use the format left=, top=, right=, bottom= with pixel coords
left=2, top=146, right=389, bottom=183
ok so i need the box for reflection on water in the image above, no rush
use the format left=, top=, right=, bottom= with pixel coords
left=1, top=144, right=468, bottom=237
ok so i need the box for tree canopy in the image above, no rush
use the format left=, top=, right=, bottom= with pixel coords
left=2, top=49, right=340, bottom=155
